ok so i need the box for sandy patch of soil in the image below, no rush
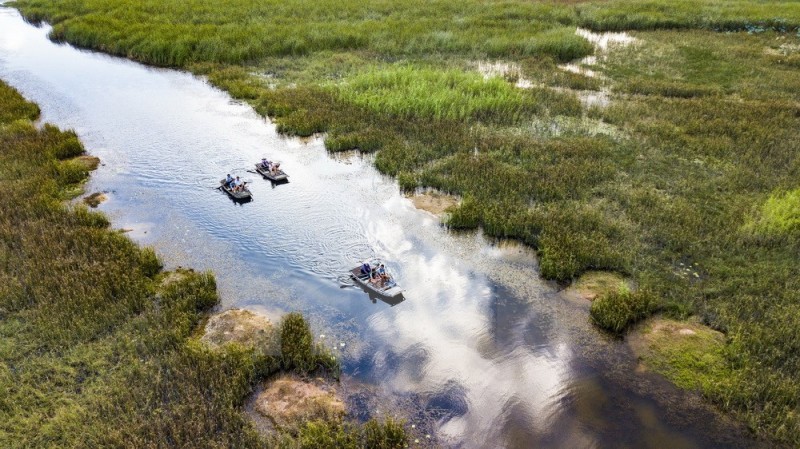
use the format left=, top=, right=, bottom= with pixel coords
left=254, top=375, right=345, bottom=431
left=565, top=270, right=630, bottom=301
left=200, top=308, right=276, bottom=351
left=407, top=191, right=458, bottom=216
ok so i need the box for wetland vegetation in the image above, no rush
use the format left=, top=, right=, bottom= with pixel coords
left=7, top=0, right=800, bottom=445
left=0, top=81, right=407, bottom=448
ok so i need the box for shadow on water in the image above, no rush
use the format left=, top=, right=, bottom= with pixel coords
left=247, top=169, right=290, bottom=187
left=218, top=187, right=253, bottom=204
left=361, top=288, right=405, bottom=307
left=0, top=7, right=766, bottom=448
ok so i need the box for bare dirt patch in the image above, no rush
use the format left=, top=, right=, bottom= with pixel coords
left=407, top=191, right=458, bottom=216
left=200, top=308, right=276, bottom=351
left=75, top=155, right=100, bottom=170
left=253, top=375, right=345, bottom=431
left=83, top=192, right=107, bottom=207
left=565, top=270, right=630, bottom=301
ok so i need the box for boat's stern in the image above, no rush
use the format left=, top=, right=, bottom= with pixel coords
left=382, top=286, right=403, bottom=298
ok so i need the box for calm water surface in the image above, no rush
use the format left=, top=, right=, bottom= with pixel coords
left=0, top=8, right=761, bottom=448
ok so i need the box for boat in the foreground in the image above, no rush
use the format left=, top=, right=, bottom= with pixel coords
left=254, top=162, right=288, bottom=182
left=219, top=179, right=252, bottom=201
left=349, top=259, right=403, bottom=299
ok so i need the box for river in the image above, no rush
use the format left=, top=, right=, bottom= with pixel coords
left=0, top=7, right=761, bottom=448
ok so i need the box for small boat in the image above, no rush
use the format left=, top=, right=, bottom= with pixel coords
left=254, top=162, right=288, bottom=182
left=219, top=179, right=252, bottom=200
left=350, top=259, right=403, bottom=299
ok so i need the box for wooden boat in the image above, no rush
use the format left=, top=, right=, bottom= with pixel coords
left=254, top=163, right=288, bottom=182
left=219, top=179, right=252, bottom=200
left=349, top=259, right=403, bottom=299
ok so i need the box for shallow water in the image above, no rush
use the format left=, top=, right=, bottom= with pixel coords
left=0, top=8, right=761, bottom=448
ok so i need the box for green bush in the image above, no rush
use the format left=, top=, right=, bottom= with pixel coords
left=279, top=312, right=338, bottom=376
left=590, top=286, right=656, bottom=334
left=55, top=159, right=89, bottom=186
left=138, top=247, right=163, bottom=278
left=53, top=134, right=84, bottom=159
left=280, top=312, right=315, bottom=373
left=0, top=82, right=39, bottom=123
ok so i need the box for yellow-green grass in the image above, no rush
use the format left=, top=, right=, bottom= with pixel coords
left=8, top=0, right=800, bottom=443
left=0, top=81, right=406, bottom=448
left=629, top=317, right=731, bottom=395
left=746, top=188, right=800, bottom=238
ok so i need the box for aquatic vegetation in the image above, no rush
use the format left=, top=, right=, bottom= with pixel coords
left=297, top=418, right=407, bottom=449
left=339, top=66, right=541, bottom=123
left=8, top=0, right=800, bottom=444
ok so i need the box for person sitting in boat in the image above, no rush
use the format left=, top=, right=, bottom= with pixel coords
left=260, top=158, right=271, bottom=170
left=232, top=176, right=243, bottom=192
left=360, top=262, right=372, bottom=277
left=370, top=268, right=382, bottom=285
left=377, top=264, right=390, bottom=282
left=224, top=174, right=234, bottom=188
left=270, top=162, right=281, bottom=174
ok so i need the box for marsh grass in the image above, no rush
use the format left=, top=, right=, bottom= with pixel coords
left=279, top=312, right=339, bottom=378
left=9, top=0, right=800, bottom=443
left=0, top=82, right=405, bottom=448
left=590, top=285, right=656, bottom=334
left=575, top=1, right=800, bottom=32
left=16, top=0, right=592, bottom=66
left=339, top=65, right=569, bottom=123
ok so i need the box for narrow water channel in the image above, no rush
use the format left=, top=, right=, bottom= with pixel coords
left=0, top=8, right=761, bottom=448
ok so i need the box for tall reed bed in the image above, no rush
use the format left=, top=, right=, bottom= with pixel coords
left=0, top=82, right=406, bottom=448
left=340, top=66, right=552, bottom=123
left=17, top=0, right=591, bottom=66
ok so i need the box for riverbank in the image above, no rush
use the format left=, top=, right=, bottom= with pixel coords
left=8, top=0, right=800, bottom=444
left=0, top=80, right=407, bottom=448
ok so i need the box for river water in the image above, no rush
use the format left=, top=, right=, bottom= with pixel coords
left=0, top=7, right=762, bottom=448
